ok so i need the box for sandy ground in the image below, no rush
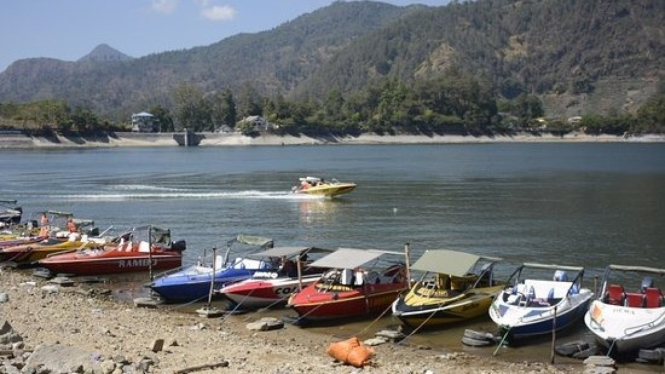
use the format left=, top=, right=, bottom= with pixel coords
left=0, top=268, right=583, bottom=374
left=1, top=131, right=664, bottom=149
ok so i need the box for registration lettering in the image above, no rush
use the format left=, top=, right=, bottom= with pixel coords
left=275, top=287, right=297, bottom=295
left=118, top=259, right=157, bottom=268
left=254, top=272, right=279, bottom=279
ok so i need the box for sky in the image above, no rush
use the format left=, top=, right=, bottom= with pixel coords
left=0, top=0, right=449, bottom=73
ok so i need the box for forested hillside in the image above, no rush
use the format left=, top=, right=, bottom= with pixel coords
left=0, top=0, right=662, bottom=123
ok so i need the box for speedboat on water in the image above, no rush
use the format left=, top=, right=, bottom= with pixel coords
left=392, top=250, right=506, bottom=331
left=488, top=263, right=594, bottom=342
left=291, top=176, right=356, bottom=197
left=148, top=234, right=274, bottom=304
left=584, top=265, right=665, bottom=355
left=37, top=225, right=185, bottom=276
left=218, top=246, right=332, bottom=310
left=287, top=246, right=410, bottom=322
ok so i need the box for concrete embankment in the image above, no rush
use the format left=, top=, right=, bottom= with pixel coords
left=1, top=131, right=664, bottom=149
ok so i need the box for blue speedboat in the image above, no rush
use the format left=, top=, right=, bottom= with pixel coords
left=148, top=234, right=274, bottom=303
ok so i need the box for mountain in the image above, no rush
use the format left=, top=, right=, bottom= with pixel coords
left=78, top=44, right=133, bottom=63
left=0, top=0, right=662, bottom=120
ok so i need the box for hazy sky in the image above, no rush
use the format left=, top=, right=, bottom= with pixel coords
left=0, top=0, right=449, bottom=73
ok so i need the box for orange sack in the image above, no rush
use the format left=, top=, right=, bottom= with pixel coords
left=326, top=337, right=375, bottom=368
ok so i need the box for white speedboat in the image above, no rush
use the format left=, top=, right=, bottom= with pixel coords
left=292, top=176, right=356, bottom=197
left=489, top=263, right=594, bottom=341
left=584, top=265, right=665, bottom=355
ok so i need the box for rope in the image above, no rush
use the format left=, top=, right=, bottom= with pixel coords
left=355, top=298, right=394, bottom=337
left=492, top=327, right=511, bottom=356
left=397, top=303, right=440, bottom=345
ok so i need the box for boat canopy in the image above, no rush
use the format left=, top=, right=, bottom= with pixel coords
left=411, top=250, right=501, bottom=277
left=249, top=246, right=312, bottom=259
left=521, top=262, right=584, bottom=272
left=235, top=234, right=274, bottom=248
left=309, top=248, right=403, bottom=270
left=607, top=264, right=665, bottom=275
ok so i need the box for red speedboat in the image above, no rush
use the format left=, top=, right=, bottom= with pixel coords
left=37, top=226, right=185, bottom=276
left=219, top=246, right=332, bottom=310
left=287, top=247, right=411, bottom=322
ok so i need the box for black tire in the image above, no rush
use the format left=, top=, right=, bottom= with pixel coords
left=638, top=348, right=665, bottom=362
left=463, top=329, right=495, bottom=342
left=555, top=340, right=590, bottom=357
left=462, top=336, right=494, bottom=347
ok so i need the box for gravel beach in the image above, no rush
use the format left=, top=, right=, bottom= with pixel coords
left=0, top=268, right=581, bottom=374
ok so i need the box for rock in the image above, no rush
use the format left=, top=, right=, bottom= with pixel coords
left=363, top=337, right=388, bottom=346
left=151, top=338, right=165, bottom=352
left=246, top=317, right=284, bottom=331
left=24, top=344, right=102, bottom=374
left=584, top=355, right=616, bottom=367
left=0, top=292, right=8, bottom=303
left=40, top=285, right=59, bottom=294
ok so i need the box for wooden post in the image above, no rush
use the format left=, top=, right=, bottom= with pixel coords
left=207, top=247, right=217, bottom=307
left=404, top=242, right=411, bottom=285
left=147, top=225, right=154, bottom=281
left=550, top=305, right=557, bottom=363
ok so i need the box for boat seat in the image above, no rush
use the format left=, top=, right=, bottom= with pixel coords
left=606, top=284, right=625, bottom=306
left=138, top=241, right=150, bottom=253
left=645, top=288, right=664, bottom=308
left=354, top=271, right=364, bottom=286
left=624, top=292, right=645, bottom=308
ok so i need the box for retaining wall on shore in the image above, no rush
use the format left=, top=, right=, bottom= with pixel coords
left=1, top=131, right=664, bottom=149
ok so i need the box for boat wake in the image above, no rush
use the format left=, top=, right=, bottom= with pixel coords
left=54, top=190, right=326, bottom=202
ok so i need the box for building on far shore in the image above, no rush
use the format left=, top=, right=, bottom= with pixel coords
left=131, top=112, right=160, bottom=132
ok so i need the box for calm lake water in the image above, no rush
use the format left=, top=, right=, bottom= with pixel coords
left=2, top=143, right=665, bottom=366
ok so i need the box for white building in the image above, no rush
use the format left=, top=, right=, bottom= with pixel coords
left=131, top=112, right=159, bottom=132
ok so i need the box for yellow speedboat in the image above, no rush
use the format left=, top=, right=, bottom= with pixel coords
left=292, top=177, right=356, bottom=197
left=392, top=250, right=506, bottom=330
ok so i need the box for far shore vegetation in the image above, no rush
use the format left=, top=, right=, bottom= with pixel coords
left=1, top=71, right=664, bottom=139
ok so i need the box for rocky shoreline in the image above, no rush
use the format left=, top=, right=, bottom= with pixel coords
left=0, top=131, right=664, bottom=149
left=0, top=268, right=579, bottom=374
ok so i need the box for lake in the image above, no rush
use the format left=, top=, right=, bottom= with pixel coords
left=2, top=143, right=665, bottom=365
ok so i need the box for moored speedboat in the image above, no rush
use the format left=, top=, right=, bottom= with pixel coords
left=292, top=177, right=356, bottom=197
left=392, top=250, right=506, bottom=330
left=37, top=226, right=185, bottom=275
left=1, top=224, right=112, bottom=263
left=0, top=199, right=22, bottom=227
left=584, top=265, right=665, bottom=355
left=218, top=246, right=332, bottom=310
left=148, top=234, right=274, bottom=304
left=287, top=246, right=410, bottom=322
left=488, top=263, right=593, bottom=341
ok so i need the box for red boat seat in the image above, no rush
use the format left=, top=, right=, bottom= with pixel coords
left=624, top=292, right=644, bottom=308
left=606, top=284, right=625, bottom=305
left=645, top=288, right=664, bottom=308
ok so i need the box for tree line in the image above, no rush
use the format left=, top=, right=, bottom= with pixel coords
left=1, top=69, right=663, bottom=137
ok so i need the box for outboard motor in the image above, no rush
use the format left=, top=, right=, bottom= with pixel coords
left=171, top=239, right=186, bottom=252
left=641, top=277, right=654, bottom=293
left=553, top=270, right=568, bottom=282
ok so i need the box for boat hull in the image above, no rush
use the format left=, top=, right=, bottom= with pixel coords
left=221, top=274, right=322, bottom=309
left=295, top=183, right=356, bottom=197
left=584, top=300, right=665, bottom=354
left=392, top=284, right=504, bottom=329
left=39, top=253, right=181, bottom=275
left=150, top=267, right=256, bottom=304
left=489, top=288, right=593, bottom=339
left=1, top=239, right=101, bottom=263
left=288, top=283, right=406, bottom=321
